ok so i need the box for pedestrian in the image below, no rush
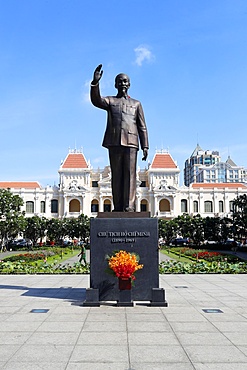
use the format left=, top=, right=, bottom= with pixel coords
left=78, top=244, right=87, bottom=265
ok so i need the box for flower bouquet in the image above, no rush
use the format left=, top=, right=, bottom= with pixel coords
left=106, top=250, right=143, bottom=290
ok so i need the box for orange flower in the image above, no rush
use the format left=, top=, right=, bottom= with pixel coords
left=108, top=250, right=143, bottom=280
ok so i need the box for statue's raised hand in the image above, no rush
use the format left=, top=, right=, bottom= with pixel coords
left=92, top=64, right=103, bottom=85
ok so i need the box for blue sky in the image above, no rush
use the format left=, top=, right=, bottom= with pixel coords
left=1, top=0, right=247, bottom=186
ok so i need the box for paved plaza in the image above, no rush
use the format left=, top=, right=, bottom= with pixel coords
left=0, top=272, right=247, bottom=369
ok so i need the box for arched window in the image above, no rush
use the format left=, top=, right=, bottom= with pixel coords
left=26, top=201, right=34, bottom=213
left=229, top=201, right=234, bottom=212
left=104, top=199, right=111, bottom=212
left=193, top=201, right=198, bottom=213
left=91, top=199, right=99, bottom=213
left=141, top=199, right=148, bottom=212
left=181, top=199, right=188, bottom=213
left=204, top=201, right=213, bottom=213
left=40, top=201, right=45, bottom=213
left=69, top=199, right=80, bottom=212
left=159, top=199, right=170, bottom=212
left=51, top=199, right=58, bottom=213
left=219, top=200, right=224, bottom=213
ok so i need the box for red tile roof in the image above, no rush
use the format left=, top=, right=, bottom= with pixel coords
left=61, top=153, right=88, bottom=169
left=0, top=182, right=41, bottom=189
left=150, top=153, right=177, bottom=169
left=192, top=183, right=247, bottom=189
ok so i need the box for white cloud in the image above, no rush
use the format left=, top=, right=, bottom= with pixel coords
left=81, top=80, right=91, bottom=103
left=134, top=45, right=155, bottom=66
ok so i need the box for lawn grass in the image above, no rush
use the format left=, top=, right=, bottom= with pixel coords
left=160, top=249, right=193, bottom=263
left=2, top=247, right=81, bottom=265
left=37, top=248, right=80, bottom=265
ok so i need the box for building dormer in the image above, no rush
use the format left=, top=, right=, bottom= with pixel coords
left=148, top=150, right=180, bottom=190
left=58, top=148, right=91, bottom=190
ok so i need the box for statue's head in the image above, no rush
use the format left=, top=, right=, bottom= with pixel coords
left=115, top=73, right=130, bottom=93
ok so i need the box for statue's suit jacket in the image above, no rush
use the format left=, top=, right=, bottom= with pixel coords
left=90, top=84, right=149, bottom=151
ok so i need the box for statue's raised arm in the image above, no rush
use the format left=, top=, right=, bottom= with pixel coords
left=92, top=64, right=103, bottom=85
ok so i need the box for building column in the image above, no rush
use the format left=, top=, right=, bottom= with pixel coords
left=136, top=193, right=141, bottom=212
left=154, top=195, right=159, bottom=217
left=99, top=195, right=103, bottom=212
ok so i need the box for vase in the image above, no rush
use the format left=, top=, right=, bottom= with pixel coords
left=118, top=277, right=131, bottom=290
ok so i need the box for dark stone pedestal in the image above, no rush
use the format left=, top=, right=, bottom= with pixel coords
left=117, top=290, right=134, bottom=307
left=83, top=213, right=167, bottom=307
left=150, top=288, right=168, bottom=307
left=83, top=288, right=100, bottom=307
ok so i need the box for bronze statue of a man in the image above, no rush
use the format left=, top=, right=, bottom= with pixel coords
left=90, top=64, right=149, bottom=212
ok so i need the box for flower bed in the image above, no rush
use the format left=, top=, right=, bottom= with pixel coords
left=159, top=260, right=247, bottom=274
left=3, top=252, right=54, bottom=263
left=168, top=247, right=241, bottom=262
left=0, top=260, right=90, bottom=274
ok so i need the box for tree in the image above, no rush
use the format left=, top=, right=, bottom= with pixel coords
left=0, top=189, right=26, bottom=249
left=46, top=218, right=66, bottom=243
left=24, top=216, right=48, bottom=245
left=158, top=218, right=178, bottom=244
left=191, top=214, right=204, bottom=246
left=203, top=216, right=221, bottom=242
left=232, top=194, right=247, bottom=242
left=219, top=217, right=232, bottom=242
left=176, top=214, right=194, bottom=239
left=62, top=214, right=90, bottom=244
left=76, top=214, right=90, bottom=242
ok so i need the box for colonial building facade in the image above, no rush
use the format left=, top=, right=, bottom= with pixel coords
left=1, top=148, right=247, bottom=220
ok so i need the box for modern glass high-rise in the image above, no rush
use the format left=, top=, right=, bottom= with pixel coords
left=184, top=144, right=247, bottom=186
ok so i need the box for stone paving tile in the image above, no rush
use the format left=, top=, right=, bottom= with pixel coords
left=128, top=331, right=180, bottom=345
left=184, top=345, right=247, bottom=363
left=4, top=312, right=49, bottom=322
left=66, top=363, right=129, bottom=370
left=10, top=344, right=74, bottom=363
left=239, top=346, right=247, bottom=356
left=223, top=332, right=247, bottom=346
left=169, top=321, right=219, bottom=333
left=4, top=362, right=67, bottom=370
left=0, top=345, right=21, bottom=363
left=0, top=306, right=22, bottom=313
left=204, top=313, right=246, bottom=322
left=0, top=321, right=42, bottom=332
left=212, top=321, right=247, bottom=332
left=176, top=331, right=232, bottom=346
left=36, top=321, right=83, bottom=332
left=126, top=305, right=163, bottom=313
left=26, top=332, right=79, bottom=345
left=194, top=364, right=247, bottom=370
left=162, top=305, right=198, bottom=314
left=82, top=321, right=127, bottom=332
left=164, top=312, right=208, bottom=322
left=70, top=344, right=128, bottom=363
left=129, top=345, right=190, bottom=363
left=51, top=305, right=90, bottom=314
left=45, top=313, right=88, bottom=322
left=131, top=364, right=195, bottom=370
left=126, top=312, right=166, bottom=321
left=86, top=312, right=126, bottom=321
left=77, top=331, right=128, bottom=345
left=127, top=320, right=172, bottom=332
left=0, top=332, right=32, bottom=345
